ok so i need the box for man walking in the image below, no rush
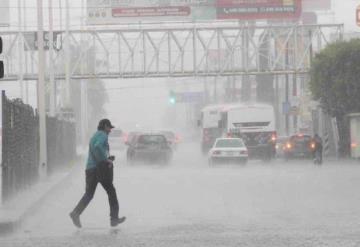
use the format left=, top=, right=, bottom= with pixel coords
left=70, top=119, right=126, bottom=228
left=313, top=133, right=323, bottom=164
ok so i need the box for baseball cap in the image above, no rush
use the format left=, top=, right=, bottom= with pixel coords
left=98, top=119, right=115, bottom=129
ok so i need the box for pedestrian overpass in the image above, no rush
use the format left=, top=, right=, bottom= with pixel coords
left=0, top=22, right=343, bottom=81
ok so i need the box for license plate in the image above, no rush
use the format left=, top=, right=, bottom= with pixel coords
left=226, top=151, right=236, bottom=156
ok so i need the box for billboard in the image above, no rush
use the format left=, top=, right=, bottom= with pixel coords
left=216, top=0, right=302, bottom=20
left=87, top=0, right=216, bottom=25
left=87, top=0, right=304, bottom=24
left=302, top=0, right=331, bottom=12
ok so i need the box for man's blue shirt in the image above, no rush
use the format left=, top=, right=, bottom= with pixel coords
left=86, top=130, right=109, bottom=170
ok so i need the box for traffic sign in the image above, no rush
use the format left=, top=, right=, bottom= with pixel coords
left=282, top=102, right=291, bottom=115
left=357, top=5, right=360, bottom=27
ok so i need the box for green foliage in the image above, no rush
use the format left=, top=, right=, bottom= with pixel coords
left=309, top=39, right=360, bottom=156
left=310, top=39, right=360, bottom=117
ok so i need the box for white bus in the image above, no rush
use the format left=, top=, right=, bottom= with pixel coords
left=219, top=103, right=277, bottom=160
left=199, top=104, right=227, bottom=154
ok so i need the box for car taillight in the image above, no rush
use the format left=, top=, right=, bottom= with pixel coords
left=213, top=150, right=221, bottom=155
left=240, top=150, right=248, bottom=155
left=310, top=142, right=316, bottom=149
left=271, top=133, right=277, bottom=142
left=351, top=142, right=357, bottom=148
left=122, top=133, right=128, bottom=143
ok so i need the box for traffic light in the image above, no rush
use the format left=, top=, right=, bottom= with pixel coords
left=0, top=37, right=3, bottom=79
left=169, top=90, right=176, bottom=105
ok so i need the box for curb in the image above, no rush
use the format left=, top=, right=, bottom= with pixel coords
left=0, top=158, right=82, bottom=235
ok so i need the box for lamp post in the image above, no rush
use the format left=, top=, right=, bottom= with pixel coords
left=37, top=0, right=48, bottom=177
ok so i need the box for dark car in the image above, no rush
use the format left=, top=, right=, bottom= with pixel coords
left=275, top=136, right=290, bottom=159
left=160, top=130, right=180, bottom=150
left=283, top=134, right=316, bottom=160
left=126, top=133, right=173, bottom=165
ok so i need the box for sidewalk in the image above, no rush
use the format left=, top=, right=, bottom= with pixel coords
left=0, top=161, right=80, bottom=235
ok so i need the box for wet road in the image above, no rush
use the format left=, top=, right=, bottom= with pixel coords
left=1, top=142, right=360, bottom=246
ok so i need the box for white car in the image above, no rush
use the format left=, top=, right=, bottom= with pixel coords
left=208, top=138, right=248, bottom=165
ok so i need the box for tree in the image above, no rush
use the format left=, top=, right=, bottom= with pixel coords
left=309, top=39, right=360, bottom=156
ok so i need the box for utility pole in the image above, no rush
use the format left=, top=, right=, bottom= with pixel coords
left=213, top=76, right=217, bottom=103
left=23, top=0, right=29, bottom=104
left=59, top=0, right=63, bottom=31
left=49, top=0, right=56, bottom=116
left=18, top=0, right=23, bottom=100
left=80, top=0, right=88, bottom=146
left=285, top=42, right=290, bottom=136
left=37, top=0, right=48, bottom=177
left=241, top=26, right=251, bottom=102
left=64, top=0, right=71, bottom=108
left=293, top=27, right=298, bottom=132
left=293, top=74, right=298, bottom=131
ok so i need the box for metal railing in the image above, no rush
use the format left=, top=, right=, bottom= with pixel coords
left=1, top=91, right=76, bottom=202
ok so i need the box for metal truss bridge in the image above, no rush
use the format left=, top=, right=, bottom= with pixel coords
left=0, top=22, right=343, bottom=81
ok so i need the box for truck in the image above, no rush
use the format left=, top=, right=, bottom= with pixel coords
left=218, top=103, right=277, bottom=161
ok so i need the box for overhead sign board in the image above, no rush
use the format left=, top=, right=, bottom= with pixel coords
left=112, top=6, right=191, bottom=18
left=302, top=0, right=331, bottom=12
left=301, top=12, right=317, bottom=25
left=87, top=0, right=216, bottom=25
left=87, top=0, right=304, bottom=24
left=216, top=0, right=302, bottom=20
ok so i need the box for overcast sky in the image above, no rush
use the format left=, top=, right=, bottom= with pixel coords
left=332, top=0, right=359, bottom=32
